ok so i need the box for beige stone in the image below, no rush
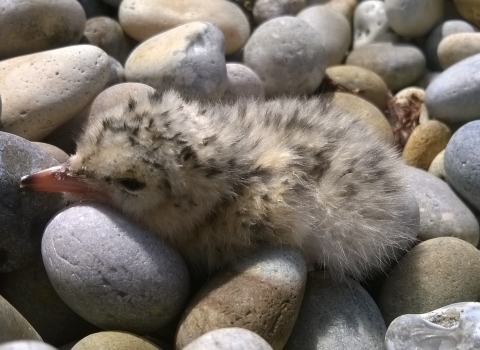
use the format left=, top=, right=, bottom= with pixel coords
left=119, top=0, right=250, bottom=55
left=453, top=0, right=480, bottom=28
left=438, top=33, right=480, bottom=69
left=33, top=142, right=69, bottom=164
left=428, top=149, right=446, bottom=180
left=307, top=0, right=358, bottom=21
left=71, top=331, right=161, bottom=350
left=0, top=295, right=41, bottom=342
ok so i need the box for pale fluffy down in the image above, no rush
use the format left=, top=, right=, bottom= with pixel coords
left=67, top=90, right=418, bottom=280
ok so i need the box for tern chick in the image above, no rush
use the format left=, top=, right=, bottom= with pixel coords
left=22, top=91, right=416, bottom=280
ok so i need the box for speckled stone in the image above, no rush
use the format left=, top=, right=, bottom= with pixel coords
left=444, top=120, right=480, bottom=212
left=438, top=33, right=480, bottom=69
left=0, top=295, right=42, bottom=342
left=175, top=245, right=307, bottom=350
left=0, top=0, right=86, bottom=60
left=0, top=45, right=110, bottom=141
left=428, top=149, right=446, bottom=180
left=378, top=237, right=480, bottom=325
left=42, top=203, right=190, bottom=334
left=406, top=166, right=479, bottom=246
left=223, top=63, right=265, bottom=101
left=253, top=0, right=306, bottom=24
left=0, top=341, right=57, bottom=350
left=125, top=22, right=228, bottom=100
left=243, top=16, right=326, bottom=97
left=119, top=0, right=250, bottom=55
left=0, top=132, right=63, bottom=273
left=453, top=0, right=480, bottom=28
left=284, top=272, right=386, bottom=350
left=183, top=328, right=273, bottom=350
left=71, top=331, right=161, bottom=350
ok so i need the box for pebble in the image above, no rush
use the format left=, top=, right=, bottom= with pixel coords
left=243, top=16, right=326, bottom=97
left=71, top=331, right=161, bottom=350
left=307, top=0, right=358, bottom=21
left=253, top=0, right=306, bottom=24
left=438, top=33, right=480, bottom=69
left=425, top=53, right=480, bottom=124
left=175, top=245, right=307, bottom=350
left=428, top=149, right=447, bottom=180
left=385, top=302, right=480, bottom=350
left=405, top=166, right=479, bottom=246
left=119, top=0, right=250, bottom=55
left=223, top=63, right=265, bottom=101
left=125, top=22, right=228, bottom=100
left=297, top=5, right=352, bottom=66
left=444, top=120, right=480, bottom=213
left=0, top=341, right=57, bottom=350
left=402, top=120, right=451, bottom=170
left=284, top=272, right=386, bottom=350
left=183, top=328, right=273, bottom=350
left=424, top=20, right=478, bottom=71
left=41, top=203, right=190, bottom=334
left=346, top=42, right=426, bottom=91
left=0, top=45, right=110, bottom=141
left=0, top=132, right=63, bottom=273
left=32, top=143, right=69, bottom=164
left=0, top=0, right=86, bottom=60
left=453, top=0, right=480, bottom=28
left=0, top=295, right=42, bottom=342
left=105, top=56, right=126, bottom=88
left=353, top=0, right=399, bottom=49
left=325, top=65, right=390, bottom=110
left=378, top=237, right=480, bottom=325
left=385, top=0, right=444, bottom=37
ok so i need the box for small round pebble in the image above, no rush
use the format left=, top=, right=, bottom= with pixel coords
left=453, top=0, right=480, bottom=28
left=438, top=33, right=480, bottom=69
left=175, top=245, right=307, bottom=350
left=0, top=295, right=41, bottom=342
left=42, top=203, right=190, bottom=334
left=0, top=341, right=57, bottom=350
left=125, top=22, right=228, bottom=100
left=378, top=237, right=480, bottom=325
left=297, top=5, right=351, bottom=66
left=71, top=331, right=161, bottom=350
left=0, top=0, right=86, bottom=60
left=385, top=0, right=444, bottom=37
left=444, top=120, right=480, bottom=212
left=425, top=53, right=480, bottom=124
left=253, top=0, right=306, bottom=24
left=284, top=272, right=386, bottom=350
left=346, top=42, right=426, bottom=91
left=243, top=16, right=326, bottom=97
left=223, top=63, right=265, bottom=101
left=406, top=166, right=479, bottom=246
left=183, top=328, right=273, bottom=350
left=119, top=0, right=250, bottom=55
left=428, top=149, right=447, bottom=180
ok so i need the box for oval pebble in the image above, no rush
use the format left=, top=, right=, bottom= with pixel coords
left=223, top=63, right=265, bottom=101
left=284, top=272, right=386, bottom=350
left=346, top=43, right=426, bottom=91
left=428, top=149, right=447, bottom=180
left=425, top=53, right=480, bottom=124
left=183, top=328, right=273, bottom=350
left=406, top=166, right=479, bottom=246
left=125, top=22, right=228, bottom=100
left=243, top=16, right=326, bottom=97
left=42, top=203, right=190, bottom=334
left=0, top=45, right=110, bottom=141
left=453, top=0, right=480, bottom=28
left=253, top=0, right=306, bottom=24
left=0, top=295, right=42, bottom=342
left=71, top=331, right=161, bottom=350
left=0, top=0, right=86, bottom=60
left=385, top=0, right=444, bottom=37
left=378, top=237, right=480, bottom=325
left=0, top=341, right=57, bottom=350
left=119, top=0, right=250, bottom=55
left=438, top=33, right=480, bottom=69
left=297, top=5, right=351, bottom=66
left=175, top=245, right=307, bottom=350
left=444, top=120, right=480, bottom=212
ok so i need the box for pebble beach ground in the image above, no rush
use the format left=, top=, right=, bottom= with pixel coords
left=0, top=0, right=480, bottom=349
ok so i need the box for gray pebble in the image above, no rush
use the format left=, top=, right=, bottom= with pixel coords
left=183, top=328, right=273, bottom=350
left=284, top=272, right=386, bottom=350
left=0, top=132, right=63, bottom=273
left=425, top=53, right=480, bottom=123
left=42, top=203, right=190, bottom=334
left=0, top=295, right=41, bottom=342
left=243, top=16, right=326, bottom=97
left=105, top=56, right=126, bottom=88
left=0, top=342, right=58, bottom=350
left=253, top=0, right=306, bottom=24
left=444, top=120, right=480, bottom=213
left=223, top=63, right=265, bottom=101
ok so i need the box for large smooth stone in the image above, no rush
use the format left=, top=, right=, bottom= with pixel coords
left=125, top=22, right=228, bottom=100
left=183, top=328, right=273, bottom=350
left=0, top=341, right=57, bottom=350
left=243, top=16, right=326, bottom=97
left=425, top=53, right=480, bottom=124
left=71, top=331, right=161, bottom=350
left=378, top=237, right=480, bottom=325
left=0, top=45, right=110, bottom=141
left=0, top=0, right=86, bottom=60
left=119, top=0, right=250, bottom=55
left=175, top=245, right=307, bottom=350
left=438, top=33, right=480, bottom=69
left=42, top=203, right=190, bottom=334
left=0, top=132, right=63, bottom=273
left=284, top=273, right=386, bottom=350
left=0, top=295, right=41, bottom=342
left=406, top=166, right=479, bottom=246
left=444, top=120, right=480, bottom=212
left=385, top=302, right=480, bottom=350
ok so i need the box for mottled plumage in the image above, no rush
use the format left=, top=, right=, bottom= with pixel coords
left=22, top=91, right=417, bottom=280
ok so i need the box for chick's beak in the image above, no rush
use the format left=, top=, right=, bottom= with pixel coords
left=20, top=163, right=91, bottom=194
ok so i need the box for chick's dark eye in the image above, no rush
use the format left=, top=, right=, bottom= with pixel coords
left=118, top=178, right=146, bottom=191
